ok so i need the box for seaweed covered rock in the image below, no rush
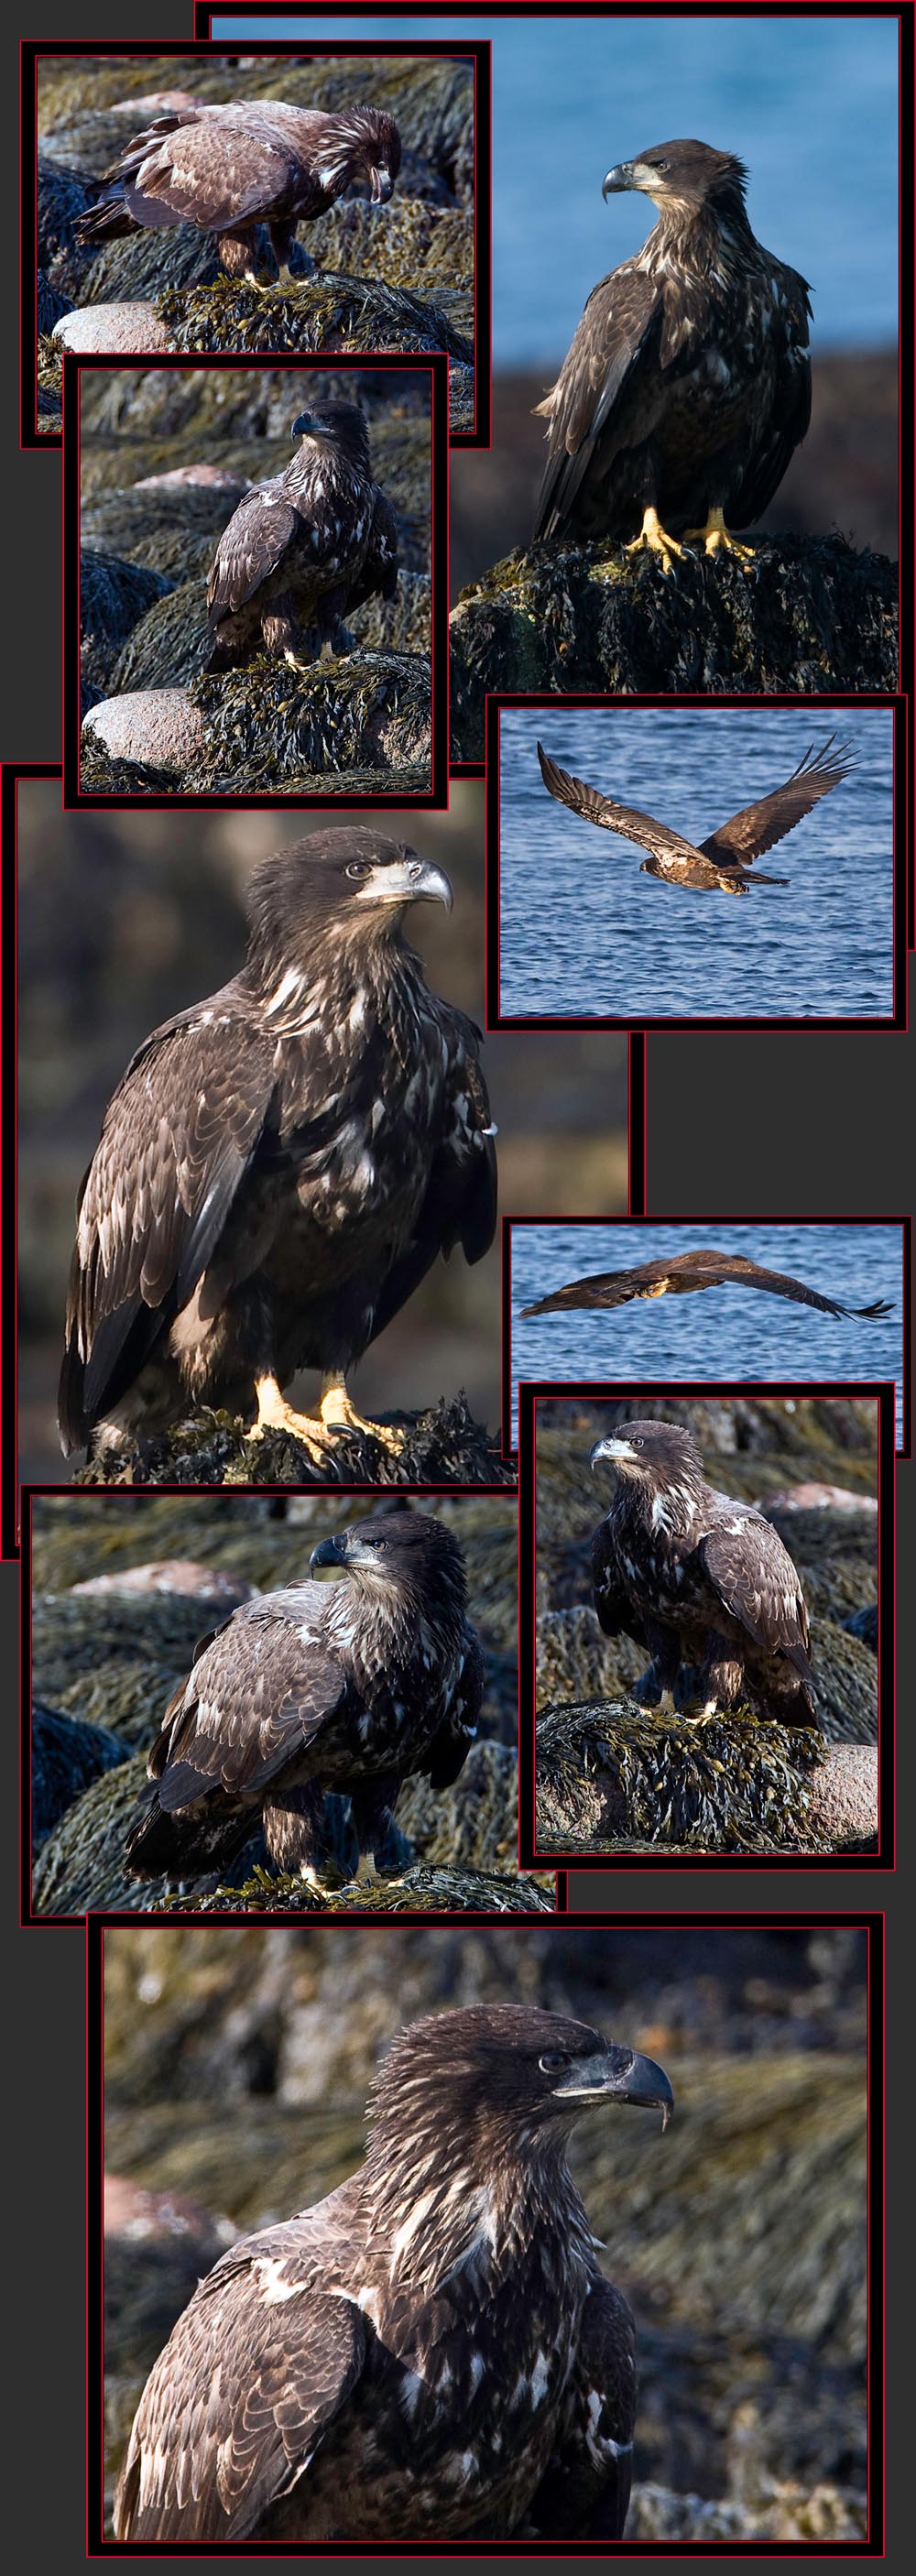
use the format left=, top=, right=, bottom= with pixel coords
left=187, top=649, right=431, bottom=791
left=535, top=1702, right=876, bottom=1854
left=449, top=534, right=899, bottom=759
left=32, top=1701, right=128, bottom=1845
left=82, top=480, right=247, bottom=584
left=80, top=549, right=172, bottom=704
left=71, top=1394, right=514, bottom=1490
left=628, top=2479, right=867, bottom=2543
left=37, top=268, right=72, bottom=336
left=157, top=268, right=473, bottom=375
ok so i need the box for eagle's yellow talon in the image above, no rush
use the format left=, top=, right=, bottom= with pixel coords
left=682, top=507, right=756, bottom=562
left=623, top=507, right=686, bottom=575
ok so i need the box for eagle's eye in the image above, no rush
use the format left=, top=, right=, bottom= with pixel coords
left=539, top=2049, right=571, bottom=2072
left=363, top=1534, right=387, bottom=1549
left=653, top=160, right=671, bottom=174
left=345, top=859, right=369, bottom=879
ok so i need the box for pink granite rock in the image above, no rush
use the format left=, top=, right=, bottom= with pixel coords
left=82, top=687, right=204, bottom=772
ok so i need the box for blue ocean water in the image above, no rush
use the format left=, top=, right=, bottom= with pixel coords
left=217, top=16, right=900, bottom=356
left=499, top=705, right=895, bottom=1021
left=511, top=1220, right=906, bottom=1445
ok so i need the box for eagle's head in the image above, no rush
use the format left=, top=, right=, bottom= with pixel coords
left=289, top=398, right=372, bottom=475
left=329, top=103, right=402, bottom=203
left=245, top=832, right=453, bottom=981
left=311, top=1510, right=467, bottom=1610
left=590, top=1417, right=703, bottom=1487
left=602, top=137, right=748, bottom=213
left=370, top=2004, right=673, bottom=2152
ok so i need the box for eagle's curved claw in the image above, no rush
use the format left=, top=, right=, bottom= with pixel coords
left=623, top=506, right=686, bottom=576
left=318, top=1376, right=407, bottom=1454
left=250, top=1374, right=337, bottom=1462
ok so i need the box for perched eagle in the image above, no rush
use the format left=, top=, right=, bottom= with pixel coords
left=74, top=95, right=401, bottom=282
left=533, top=138, right=811, bottom=570
left=113, top=2002, right=672, bottom=2541
left=205, top=402, right=398, bottom=671
left=591, top=1418, right=816, bottom=1725
left=58, top=831, right=496, bottom=1462
left=521, top=1247, right=893, bottom=1321
left=124, top=1512, right=485, bottom=1887
left=536, top=736, right=853, bottom=896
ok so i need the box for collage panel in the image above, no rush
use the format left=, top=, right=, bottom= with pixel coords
left=62, top=350, right=449, bottom=805
left=486, top=695, right=905, bottom=1031
left=506, top=1215, right=912, bottom=1458
left=25, top=34, right=489, bottom=446
left=24, top=1483, right=556, bottom=1923
left=90, top=1914, right=880, bottom=2546
left=517, top=1381, right=893, bottom=1872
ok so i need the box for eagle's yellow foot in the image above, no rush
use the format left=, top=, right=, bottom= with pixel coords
left=250, top=1374, right=336, bottom=1462
left=318, top=1376, right=407, bottom=1454
left=623, top=507, right=687, bottom=576
left=282, top=649, right=314, bottom=675
left=683, top=507, right=756, bottom=562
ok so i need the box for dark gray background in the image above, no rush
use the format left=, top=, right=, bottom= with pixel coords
left=7, top=4, right=908, bottom=2570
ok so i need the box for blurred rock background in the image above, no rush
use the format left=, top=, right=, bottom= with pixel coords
left=17, top=780, right=627, bottom=1483
left=102, top=1920, right=868, bottom=2538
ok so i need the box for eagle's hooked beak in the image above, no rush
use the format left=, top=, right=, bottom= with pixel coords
left=354, top=857, right=453, bottom=912
left=311, top=1533, right=348, bottom=1576
left=590, top=1435, right=638, bottom=1472
left=369, top=165, right=393, bottom=204
left=602, top=160, right=634, bottom=198
left=291, top=410, right=316, bottom=440
left=552, top=2044, right=673, bottom=2131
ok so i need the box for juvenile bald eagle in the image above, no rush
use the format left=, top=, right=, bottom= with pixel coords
left=521, top=1247, right=892, bottom=1321
left=533, top=138, right=812, bottom=570
left=124, top=1512, right=484, bottom=1887
left=74, top=96, right=401, bottom=283
left=591, top=1418, right=816, bottom=1724
left=58, top=832, right=496, bottom=1463
left=113, top=2002, right=672, bottom=2541
left=536, top=736, right=853, bottom=895
left=206, top=402, right=398, bottom=671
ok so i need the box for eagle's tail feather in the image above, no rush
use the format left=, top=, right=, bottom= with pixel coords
left=124, top=1784, right=251, bottom=1883
left=741, top=870, right=790, bottom=886
left=74, top=187, right=133, bottom=246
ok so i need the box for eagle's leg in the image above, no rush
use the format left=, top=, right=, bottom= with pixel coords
left=682, top=505, right=756, bottom=563
left=318, top=1373, right=407, bottom=1455
left=249, top=1371, right=339, bottom=1462
left=347, top=1780, right=409, bottom=1890
left=268, top=220, right=313, bottom=280
left=623, top=507, right=688, bottom=576
left=217, top=227, right=273, bottom=287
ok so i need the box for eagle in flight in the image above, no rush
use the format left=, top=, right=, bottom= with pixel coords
left=536, top=736, right=853, bottom=895
left=58, top=830, right=496, bottom=1465
left=533, top=138, right=811, bottom=571
left=206, top=401, right=399, bottom=671
left=124, top=1512, right=485, bottom=1890
left=74, top=95, right=401, bottom=282
left=590, top=1417, right=816, bottom=1727
left=114, top=2003, right=672, bottom=2541
left=521, top=1247, right=893, bottom=1320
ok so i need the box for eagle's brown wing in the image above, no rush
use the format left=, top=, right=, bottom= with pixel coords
left=688, top=1257, right=894, bottom=1318
left=696, top=1517, right=812, bottom=1680
left=524, top=2277, right=636, bottom=2540
left=699, top=737, right=854, bottom=870
left=114, top=2215, right=366, bottom=2542
left=367, top=1000, right=496, bottom=1343
left=537, top=745, right=710, bottom=876
left=58, top=1009, right=278, bottom=1452
left=114, top=114, right=299, bottom=234
left=143, top=1594, right=347, bottom=1810
left=533, top=267, right=663, bottom=540
left=591, top=1519, right=648, bottom=1642
left=344, top=485, right=399, bottom=617
left=728, top=253, right=812, bottom=528
left=423, top=1626, right=486, bottom=1790
left=521, top=1258, right=671, bottom=1316
left=206, top=485, right=300, bottom=624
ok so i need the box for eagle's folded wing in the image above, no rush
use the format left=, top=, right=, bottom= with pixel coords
left=533, top=269, right=662, bottom=540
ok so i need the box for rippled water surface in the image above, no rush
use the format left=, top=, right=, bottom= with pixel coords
left=499, top=707, right=895, bottom=1021
left=511, top=1220, right=906, bottom=1444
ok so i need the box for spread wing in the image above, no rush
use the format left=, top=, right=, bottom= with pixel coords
left=423, top=1627, right=486, bottom=1789
left=366, top=1005, right=496, bottom=1345
left=692, top=1257, right=894, bottom=1318
left=143, top=1593, right=347, bottom=1813
left=699, top=737, right=854, bottom=869
left=537, top=745, right=708, bottom=875
left=521, top=1258, right=670, bottom=1315
left=533, top=267, right=662, bottom=541
left=524, top=2277, right=636, bottom=2540
left=114, top=115, right=298, bottom=234
left=729, top=255, right=812, bottom=528
left=114, top=2216, right=367, bottom=2543
left=696, top=1516, right=812, bottom=1675
left=58, top=1009, right=278, bottom=1451
left=206, top=485, right=300, bottom=623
